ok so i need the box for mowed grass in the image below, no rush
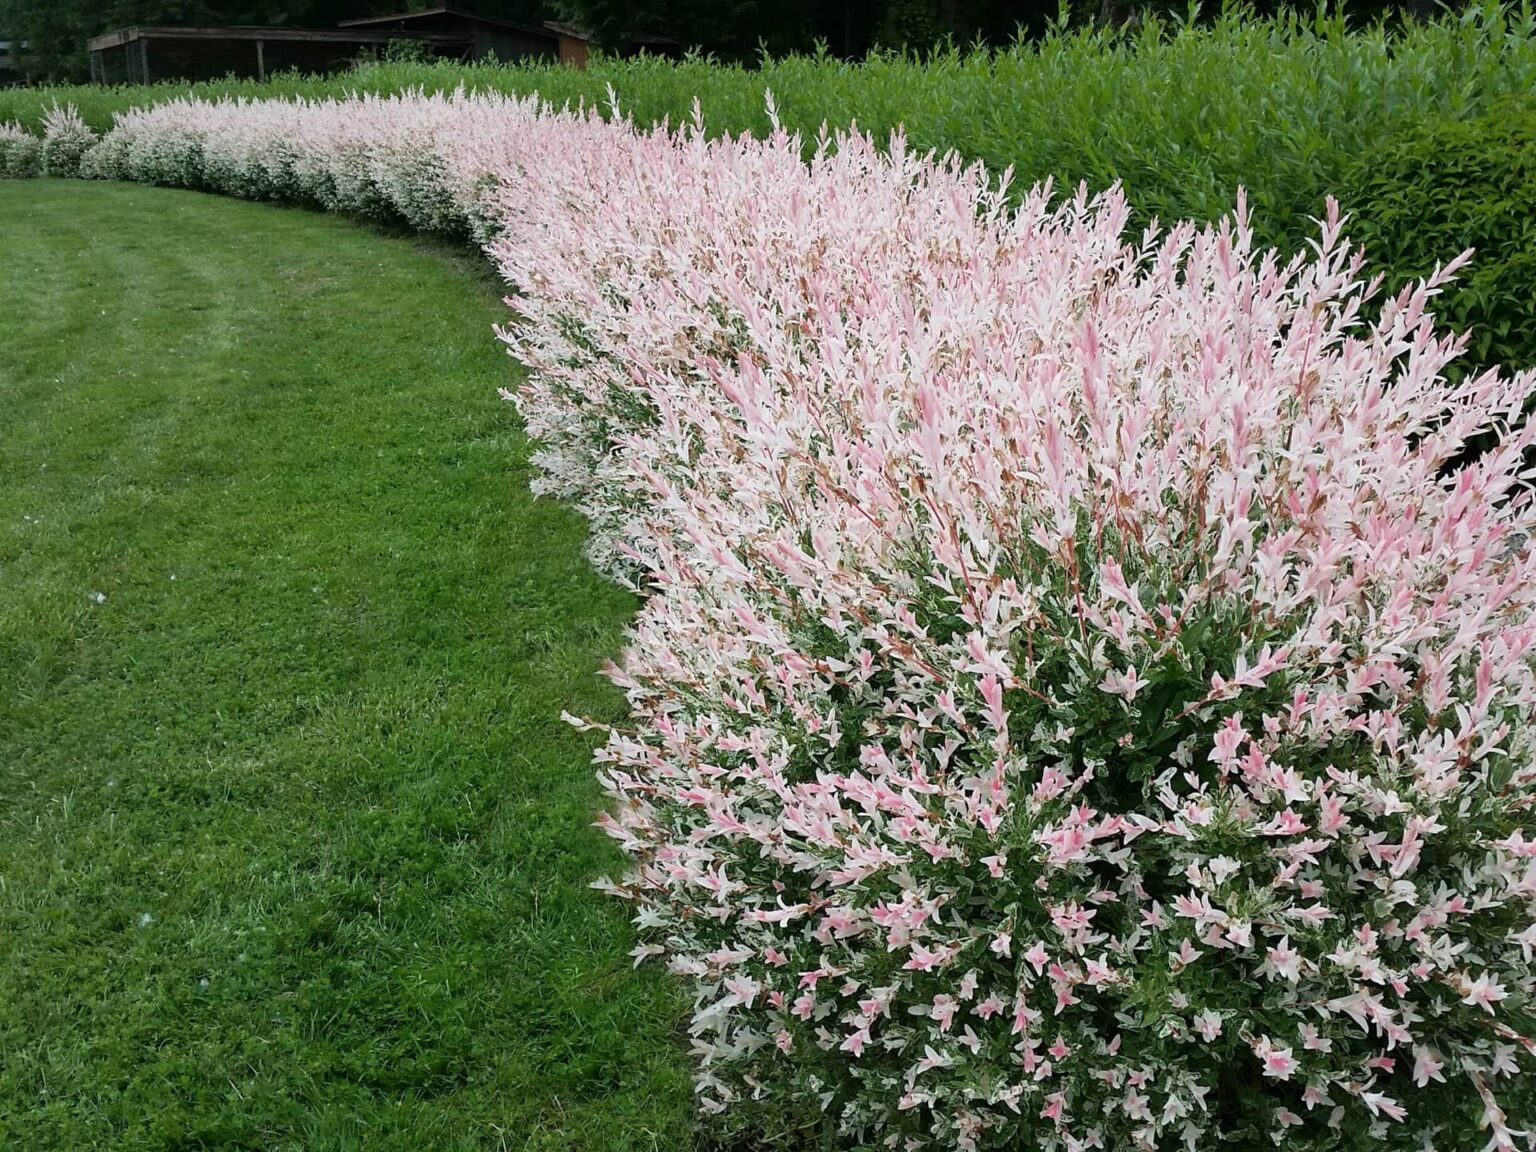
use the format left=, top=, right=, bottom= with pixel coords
left=0, top=181, right=694, bottom=1151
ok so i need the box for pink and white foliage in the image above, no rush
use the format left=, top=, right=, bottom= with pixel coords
left=0, top=118, right=41, bottom=179
left=486, top=98, right=1016, bottom=579
left=39, top=87, right=1536, bottom=1149
left=39, top=102, right=97, bottom=178
left=500, top=119, right=1536, bottom=1146
left=77, top=88, right=576, bottom=238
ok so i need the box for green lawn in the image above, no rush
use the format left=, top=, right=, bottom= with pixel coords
left=0, top=180, right=694, bottom=1151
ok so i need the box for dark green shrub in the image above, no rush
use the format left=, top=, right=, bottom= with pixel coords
left=1335, top=97, right=1536, bottom=378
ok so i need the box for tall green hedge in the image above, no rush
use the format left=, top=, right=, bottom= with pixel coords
left=1335, top=97, right=1536, bottom=378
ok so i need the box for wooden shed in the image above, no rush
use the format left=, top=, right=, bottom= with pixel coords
left=540, top=22, right=592, bottom=69
left=85, top=8, right=595, bottom=85
left=87, top=25, right=473, bottom=85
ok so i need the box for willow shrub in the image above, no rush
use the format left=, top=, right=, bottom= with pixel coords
left=0, top=121, right=42, bottom=178
left=494, top=109, right=1536, bottom=1151
left=38, top=103, right=99, bottom=178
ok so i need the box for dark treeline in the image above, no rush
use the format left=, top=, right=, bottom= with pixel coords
left=0, top=0, right=1454, bottom=81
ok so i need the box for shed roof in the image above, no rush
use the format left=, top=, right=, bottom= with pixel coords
left=540, top=21, right=594, bottom=40
left=337, top=6, right=572, bottom=41
left=88, top=25, right=468, bottom=52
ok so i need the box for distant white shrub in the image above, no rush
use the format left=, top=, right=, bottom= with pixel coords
left=40, top=103, right=97, bottom=179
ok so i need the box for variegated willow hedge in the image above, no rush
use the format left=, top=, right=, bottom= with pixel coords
left=5, top=10, right=1536, bottom=1149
